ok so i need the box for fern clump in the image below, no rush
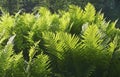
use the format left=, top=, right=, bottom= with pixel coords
left=0, top=3, right=120, bottom=77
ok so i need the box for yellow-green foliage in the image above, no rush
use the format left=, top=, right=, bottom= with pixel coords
left=0, top=3, right=120, bottom=77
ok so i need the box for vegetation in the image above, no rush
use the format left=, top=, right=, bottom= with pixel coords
left=0, top=3, right=120, bottom=77
left=0, top=0, right=120, bottom=27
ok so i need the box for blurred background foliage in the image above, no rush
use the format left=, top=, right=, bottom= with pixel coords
left=0, top=0, right=120, bottom=27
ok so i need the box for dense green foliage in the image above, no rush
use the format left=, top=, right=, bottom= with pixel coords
left=0, top=3, right=120, bottom=77
left=0, top=0, right=120, bottom=27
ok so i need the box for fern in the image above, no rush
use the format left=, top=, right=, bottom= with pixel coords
left=30, top=53, right=51, bottom=77
left=42, top=32, right=85, bottom=77
left=82, top=25, right=102, bottom=49
left=83, top=3, right=96, bottom=23
left=59, top=12, right=71, bottom=32
left=0, top=36, right=51, bottom=77
left=80, top=23, right=117, bottom=77
left=0, top=13, right=15, bottom=39
left=0, top=3, right=120, bottom=77
left=13, top=13, right=36, bottom=52
left=26, top=41, right=51, bottom=77
left=8, top=52, right=26, bottom=77
left=0, top=35, right=15, bottom=77
left=68, top=4, right=84, bottom=34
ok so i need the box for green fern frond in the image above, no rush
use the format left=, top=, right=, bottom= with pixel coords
left=59, top=12, right=71, bottom=32
left=9, top=52, right=26, bottom=77
left=0, top=30, right=7, bottom=46
left=106, top=21, right=117, bottom=36
left=13, top=13, right=36, bottom=52
left=29, top=41, right=40, bottom=60
left=83, top=3, right=96, bottom=22
left=94, top=11, right=104, bottom=25
left=38, top=7, right=51, bottom=16
left=20, top=13, right=35, bottom=26
left=0, top=14, right=15, bottom=38
left=0, top=35, right=15, bottom=77
left=42, top=31, right=80, bottom=59
left=82, top=25, right=102, bottom=49
left=68, top=5, right=83, bottom=34
left=30, top=53, right=51, bottom=77
left=58, top=32, right=80, bottom=49
left=42, top=31, right=64, bottom=59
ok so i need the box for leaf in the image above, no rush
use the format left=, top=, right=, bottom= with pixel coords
left=82, top=25, right=102, bottom=49
left=29, top=41, right=40, bottom=60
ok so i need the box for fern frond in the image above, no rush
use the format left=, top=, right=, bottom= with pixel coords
left=42, top=31, right=64, bottom=59
left=0, top=14, right=15, bottom=38
left=106, top=21, right=117, bottom=36
left=82, top=25, right=102, bottom=49
left=0, top=35, right=15, bottom=77
left=83, top=3, right=96, bottom=22
left=30, top=53, right=51, bottom=77
left=68, top=5, right=83, bottom=34
left=59, top=12, right=71, bottom=32
left=38, top=7, right=51, bottom=17
left=9, top=52, right=26, bottom=77
left=42, top=31, right=80, bottom=59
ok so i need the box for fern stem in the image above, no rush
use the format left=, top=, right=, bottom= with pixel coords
left=26, top=61, right=31, bottom=77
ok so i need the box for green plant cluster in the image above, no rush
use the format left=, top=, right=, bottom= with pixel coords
left=1, top=0, right=120, bottom=27
left=0, top=3, right=120, bottom=77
